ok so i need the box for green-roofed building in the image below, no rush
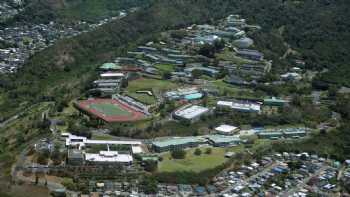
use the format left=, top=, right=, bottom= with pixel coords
left=206, top=135, right=241, bottom=147
left=152, top=137, right=206, bottom=152
left=258, top=131, right=283, bottom=140
left=283, top=129, right=307, bottom=138
left=99, top=63, right=122, bottom=71
left=264, top=97, right=288, bottom=107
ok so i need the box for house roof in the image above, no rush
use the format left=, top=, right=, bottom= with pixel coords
left=215, top=124, right=238, bottom=133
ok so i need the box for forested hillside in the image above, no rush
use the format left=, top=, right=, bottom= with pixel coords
left=1, top=0, right=350, bottom=118
left=6, top=0, right=153, bottom=24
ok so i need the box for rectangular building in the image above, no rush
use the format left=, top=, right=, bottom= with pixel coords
left=152, top=137, right=205, bottom=152
left=215, top=124, right=239, bottom=135
left=206, top=135, right=241, bottom=147
left=237, top=49, right=264, bottom=61
left=85, top=151, right=133, bottom=165
left=258, top=132, right=284, bottom=140
left=217, top=100, right=261, bottom=113
left=264, top=97, right=288, bottom=107
left=173, top=105, right=210, bottom=123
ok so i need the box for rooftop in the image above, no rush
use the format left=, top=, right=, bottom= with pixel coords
left=152, top=136, right=204, bottom=148
left=100, top=72, right=125, bottom=78
left=206, top=135, right=241, bottom=144
left=174, top=105, right=210, bottom=119
left=85, top=151, right=133, bottom=163
left=215, top=124, right=239, bottom=133
left=217, top=100, right=261, bottom=112
left=100, top=63, right=122, bottom=70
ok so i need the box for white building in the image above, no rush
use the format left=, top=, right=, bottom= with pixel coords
left=65, top=134, right=142, bottom=151
left=217, top=100, right=261, bottom=113
left=63, top=134, right=143, bottom=165
left=280, top=72, right=302, bottom=81
left=100, top=72, right=125, bottom=79
left=173, top=105, right=210, bottom=123
left=215, top=124, right=239, bottom=135
left=85, top=151, right=133, bottom=165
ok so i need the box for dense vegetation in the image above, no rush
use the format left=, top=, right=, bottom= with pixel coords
left=6, top=0, right=153, bottom=24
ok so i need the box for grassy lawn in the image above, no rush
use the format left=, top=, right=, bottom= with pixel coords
left=154, top=64, right=176, bottom=74
left=211, top=80, right=258, bottom=98
left=158, top=147, right=227, bottom=173
left=127, top=92, right=156, bottom=105
left=127, top=78, right=178, bottom=92
left=91, top=133, right=116, bottom=141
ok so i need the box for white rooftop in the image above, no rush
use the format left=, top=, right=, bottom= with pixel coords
left=174, top=105, right=209, bottom=120
left=100, top=73, right=125, bottom=78
left=131, top=145, right=143, bottom=154
left=65, top=134, right=142, bottom=147
left=217, top=101, right=261, bottom=112
left=215, top=124, right=238, bottom=133
left=85, top=151, right=133, bottom=163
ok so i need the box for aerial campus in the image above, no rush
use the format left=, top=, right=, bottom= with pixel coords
left=7, top=13, right=350, bottom=197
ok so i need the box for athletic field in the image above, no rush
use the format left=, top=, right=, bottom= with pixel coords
left=76, top=99, right=145, bottom=122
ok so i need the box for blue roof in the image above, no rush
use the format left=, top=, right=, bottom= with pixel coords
left=184, top=93, right=203, bottom=100
left=195, top=186, right=206, bottom=194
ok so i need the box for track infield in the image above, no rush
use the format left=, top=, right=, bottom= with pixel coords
left=76, top=99, right=145, bottom=122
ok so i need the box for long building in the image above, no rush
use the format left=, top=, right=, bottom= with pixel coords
left=217, top=100, right=261, bottom=113
left=152, top=135, right=241, bottom=152
left=152, top=137, right=205, bottom=152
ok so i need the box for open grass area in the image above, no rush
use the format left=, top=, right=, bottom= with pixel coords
left=127, top=78, right=178, bottom=92
left=127, top=92, right=156, bottom=105
left=158, top=147, right=228, bottom=173
left=216, top=48, right=254, bottom=65
left=154, top=64, right=176, bottom=74
left=211, top=80, right=261, bottom=98
left=89, top=103, right=131, bottom=116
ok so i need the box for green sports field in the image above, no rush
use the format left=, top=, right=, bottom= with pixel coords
left=89, top=103, right=131, bottom=116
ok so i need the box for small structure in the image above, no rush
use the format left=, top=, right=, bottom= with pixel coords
left=99, top=63, right=122, bottom=71
left=280, top=72, right=302, bottom=81
left=264, top=97, right=288, bottom=107
left=100, top=72, right=125, bottom=79
left=67, top=149, right=84, bottom=165
left=173, top=105, right=210, bottom=123
left=215, top=124, right=239, bottom=135
left=233, top=37, right=254, bottom=48
left=165, top=87, right=203, bottom=101
left=236, top=49, right=264, bottom=61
